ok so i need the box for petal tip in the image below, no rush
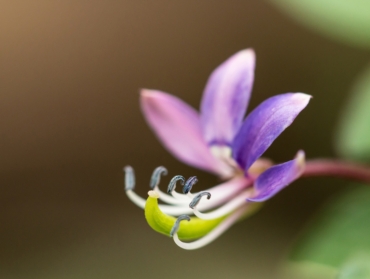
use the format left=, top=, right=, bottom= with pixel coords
left=235, top=48, right=256, bottom=64
left=240, top=48, right=255, bottom=56
left=293, top=93, right=312, bottom=104
left=140, top=88, right=156, bottom=98
left=140, top=89, right=171, bottom=104
left=246, top=150, right=306, bottom=203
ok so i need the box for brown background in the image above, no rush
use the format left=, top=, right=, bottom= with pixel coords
left=1, top=1, right=369, bottom=278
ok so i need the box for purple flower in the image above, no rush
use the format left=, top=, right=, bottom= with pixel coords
left=125, top=49, right=310, bottom=249
left=141, top=49, right=310, bottom=201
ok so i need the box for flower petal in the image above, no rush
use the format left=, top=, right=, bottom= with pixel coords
left=200, top=49, right=256, bottom=146
left=247, top=151, right=305, bottom=202
left=141, top=89, right=232, bottom=176
left=232, top=93, right=311, bottom=172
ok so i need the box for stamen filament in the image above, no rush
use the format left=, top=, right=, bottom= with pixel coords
left=125, top=188, right=214, bottom=216
left=155, top=186, right=190, bottom=205
left=192, top=190, right=253, bottom=220
left=126, top=189, right=191, bottom=215
left=126, top=189, right=146, bottom=208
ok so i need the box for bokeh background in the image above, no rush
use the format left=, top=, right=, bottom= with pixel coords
left=1, top=1, right=370, bottom=278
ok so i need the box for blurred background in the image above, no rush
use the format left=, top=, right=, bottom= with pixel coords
left=1, top=1, right=370, bottom=278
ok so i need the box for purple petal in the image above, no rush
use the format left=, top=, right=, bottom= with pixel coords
left=200, top=49, right=256, bottom=146
left=247, top=151, right=305, bottom=202
left=232, top=93, right=311, bottom=172
left=141, top=89, right=232, bottom=176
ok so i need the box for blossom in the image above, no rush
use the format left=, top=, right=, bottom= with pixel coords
left=125, top=49, right=310, bottom=249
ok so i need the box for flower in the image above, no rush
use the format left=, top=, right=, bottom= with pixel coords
left=125, top=49, right=311, bottom=249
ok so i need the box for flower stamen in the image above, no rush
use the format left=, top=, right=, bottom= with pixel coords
left=170, top=215, right=190, bottom=237
left=183, top=176, right=198, bottom=195
left=189, top=192, right=211, bottom=209
left=124, top=166, right=135, bottom=191
left=167, top=175, right=189, bottom=200
left=150, top=167, right=191, bottom=205
left=150, top=166, right=168, bottom=189
left=125, top=166, right=253, bottom=216
left=124, top=166, right=147, bottom=209
left=124, top=166, right=189, bottom=214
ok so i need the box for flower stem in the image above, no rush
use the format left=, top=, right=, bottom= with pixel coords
left=303, top=159, right=370, bottom=183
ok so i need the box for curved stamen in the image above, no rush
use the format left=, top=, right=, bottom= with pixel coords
left=173, top=205, right=248, bottom=250
left=124, top=166, right=147, bottom=209
left=170, top=215, right=190, bottom=237
left=167, top=175, right=185, bottom=194
left=189, top=192, right=211, bottom=209
left=183, top=176, right=198, bottom=194
left=150, top=167, right=191, bottom=205
left=150, top=166, right=168, bottom=189
left=153, top=174, right=190, bottom=205
left=167, top=175, right=190, bottom=200
left=192, top=190, right=253, bottom=220
left=124, top=166, right=187, bottom=212
left=124, top=166, right=135, bottom=191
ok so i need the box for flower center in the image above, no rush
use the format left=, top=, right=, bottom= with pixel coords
left=210, top=145, right=242, bottom=174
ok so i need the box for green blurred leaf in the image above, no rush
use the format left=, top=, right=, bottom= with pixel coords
left=337, top=65, right=370, bottom=162
left=283, top=185, right=370, bottom=278
left=269, top=0, right=370, bottom=48
left=337, top=252, right=370, bottom=279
